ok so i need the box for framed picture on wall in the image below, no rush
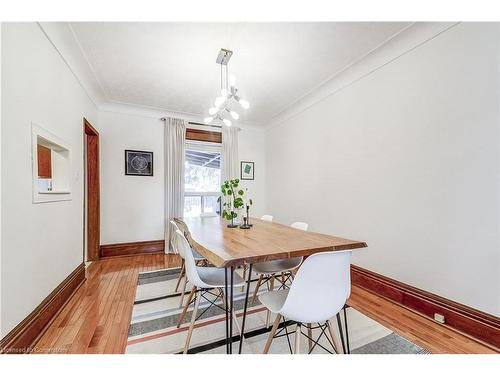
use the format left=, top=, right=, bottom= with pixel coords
left=240, top=161, right=254, bottom=180
left=125, top=150, right=153, bottom=176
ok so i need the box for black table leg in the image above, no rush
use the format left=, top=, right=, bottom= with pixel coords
left=336, top=312, right=347, bottom=354
left=224, top=267, right=229, bottom=354
left=229, top=267, right=234, bottom=354
left=343, top=306, right=350, bottom=354
left=238, top=263, right=253, bottom=354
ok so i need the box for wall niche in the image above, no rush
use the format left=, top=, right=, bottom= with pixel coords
left=31, top=123, right=72, bottom=203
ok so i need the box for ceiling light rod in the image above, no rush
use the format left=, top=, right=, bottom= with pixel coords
left=204, top=48, right=250, bottom=126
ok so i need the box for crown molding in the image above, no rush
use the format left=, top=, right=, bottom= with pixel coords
left=36, top=22, right=264, bottom=131
left=265, top=22, right=460, bottom=130
left=37, top=21, right=451, bottom=132
left=37, top=22, right=107, bottom=108
left=99, top=101, right=264, bottom=131
left=100, top=100, right=203, bottom=121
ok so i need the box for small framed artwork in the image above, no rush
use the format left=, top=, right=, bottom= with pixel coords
left=125, top=150, right=153, bottom=176
left=240, top=161, right=255, bottom=180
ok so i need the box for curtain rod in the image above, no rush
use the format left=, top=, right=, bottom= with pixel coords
left=188, top=121, right=223, bottom=129
left=160, top=118, right=222, bottom=129
left=160, top=118, right=240, bottom=131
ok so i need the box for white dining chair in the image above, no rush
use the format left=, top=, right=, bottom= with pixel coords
left=290, top=221, right=308, bottom=231
left=259, top=250, right=352, bottom=354
left=170, top=221, right=186, bottom=306
left=173, top=218, right=204, bottom=257
left=260, top=214, right=274, bottom=222
left=251, top=221, right=309, bottom=306
left=174, top=229, right=245, bottom=353
left=170, top=219, right=207, bottom=310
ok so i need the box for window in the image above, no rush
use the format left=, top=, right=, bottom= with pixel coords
left=184, top=140, right=221, bottom=217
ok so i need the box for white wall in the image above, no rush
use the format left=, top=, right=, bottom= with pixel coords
left=99, top=109, right=267, bottom=244
left=99, top=110, right=165, bottom=244
left=238, top=126, right=267, bottom=218
left=1, top=23, right=98, bottom=336
left=265, top=23, right=500, bottom=316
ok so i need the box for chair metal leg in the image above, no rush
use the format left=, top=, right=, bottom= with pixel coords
left=174, top=260, right=185, bottom=292
left=305, top=322, right=336, bottom=354
left=282, top=317, right=294, bottom=353
left=183, top=290, right=201, bottom=354
left=177, top=286, right=196, bottom=328
left=294, top=323, right=301, bottom=354
left=280, top=272, right=286, bottom=287
left=252, top=274, right=264, bottom=303
left=263, top=313, right=281, bottom=354
left=326, top=319, right=343, bottom=354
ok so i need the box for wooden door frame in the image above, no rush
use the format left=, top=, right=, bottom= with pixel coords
left=84, top=118, right=100, bottom=261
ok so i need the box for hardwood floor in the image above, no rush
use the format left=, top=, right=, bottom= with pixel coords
left=349, top=287, right=497, bottom=354
left=35, top=254, right=496, bottom=354
left=35, top=254, right=180, bottom=354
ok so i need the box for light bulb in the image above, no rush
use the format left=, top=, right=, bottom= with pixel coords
left=229, top=74, right=236, bottom=87
left=230, top=111, right=239, bottom=120
left=209, top=107, right=218, bottom=115
left=204, top=116, right=213, bottom=124
left=223, top=118, right=232, bottom=127
left=239, top=98, right=250, bottom=109
left=214, top=96, right=226, bottom=108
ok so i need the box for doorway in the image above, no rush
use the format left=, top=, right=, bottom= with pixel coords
left=84, top=118, right=100, bottom=261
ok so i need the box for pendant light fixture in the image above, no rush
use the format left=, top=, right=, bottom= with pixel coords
left=204, top=48, right=250, bottom=126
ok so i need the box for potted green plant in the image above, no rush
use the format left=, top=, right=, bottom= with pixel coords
left=218, top=179, right=245, bottom=228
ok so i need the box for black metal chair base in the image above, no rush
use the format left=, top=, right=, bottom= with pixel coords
left=260, top=271, right=294, bottom=292
left=267, top=307, right=350, bottom=354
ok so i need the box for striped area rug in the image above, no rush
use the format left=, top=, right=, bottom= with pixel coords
left=126, top=267, right=429, bottom=354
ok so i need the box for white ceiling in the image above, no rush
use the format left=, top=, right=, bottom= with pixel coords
left=71, top=22, right=411, bottom=125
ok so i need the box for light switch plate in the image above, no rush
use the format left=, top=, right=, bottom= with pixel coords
left=434, top=313, right=445, bottom=323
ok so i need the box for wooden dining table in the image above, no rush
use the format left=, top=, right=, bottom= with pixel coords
left=183, top=216, right=367, bottom=354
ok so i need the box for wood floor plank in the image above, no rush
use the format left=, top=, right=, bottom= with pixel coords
left=348, top=286, right=497, bottom=354
left=34, top=253, right=495, bottom=354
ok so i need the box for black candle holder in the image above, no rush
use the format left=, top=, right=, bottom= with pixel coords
left=246, top=204, right=253, bottom=227
left=239, top=216, right=251, bottom=229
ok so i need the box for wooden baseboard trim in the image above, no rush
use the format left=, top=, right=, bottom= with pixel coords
left=351, top=265, right=500, bottom=350
left=100, top=240, right=165, bottom=258
left=0, top=263, right=86, bottom=354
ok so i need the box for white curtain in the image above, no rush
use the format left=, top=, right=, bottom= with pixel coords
left=221, top=126, right=239, bottom=182
left=164, top=117, right=186, bottom=253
